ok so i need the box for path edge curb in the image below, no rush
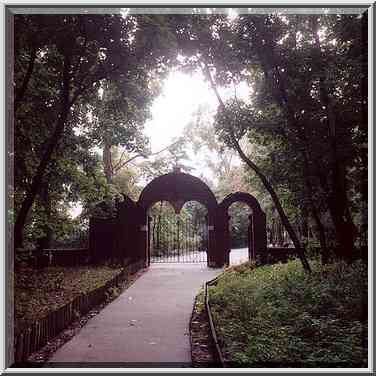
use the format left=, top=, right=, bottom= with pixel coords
left=205, top=275, right=226, bottom=368
left=13, top=259, right=144, bottom=365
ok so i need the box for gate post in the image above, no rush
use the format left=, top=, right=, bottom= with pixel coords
left=224, top=215, right=231, bottom=266
left=137, top=208, right=148, bottom=268
left=117, top=196, right=143, bottom=264
left=210, top=208, right=228, bottom=268
left=248, top=214, right=255, bottom=260
left=147, top=216, right=152, bottom=267
left=89, top=217, right=117, bottom=264
left=207, top=213, right=216, bottom=267
left=253, top=211, right=267, bottom=263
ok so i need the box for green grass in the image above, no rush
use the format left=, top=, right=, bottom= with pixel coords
left=208, top=259, right=368, bottom=367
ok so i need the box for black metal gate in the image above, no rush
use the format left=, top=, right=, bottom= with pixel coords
left=149, top=214, right=208, bottom=263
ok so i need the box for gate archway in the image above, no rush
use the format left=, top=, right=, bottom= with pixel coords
left=148, top=200, right=209, bottom=263
left=137, top=169, right=218, bottom=266
left=90, top=170, right=267, bottom=268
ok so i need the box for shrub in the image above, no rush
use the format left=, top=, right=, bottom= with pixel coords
left=208, top=259, right=367, bottom=367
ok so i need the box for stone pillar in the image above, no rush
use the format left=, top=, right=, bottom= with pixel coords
left=137, top=208, right=148, bottom=268
left=147, top=216, right=152, bottom=267
left=210, top=208, right=228, bottom=268
left=117, top=198, right=140, bottom=264
left=223, top=215, right=231, bottom=266
left=207, top=212, right=217, bottom=267
left=248, top=214, right=255, bottom=260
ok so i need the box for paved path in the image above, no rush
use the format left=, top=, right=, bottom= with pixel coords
left=47, top=263, right=222, bottom=367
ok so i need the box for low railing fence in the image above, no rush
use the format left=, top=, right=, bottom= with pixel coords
left=17, top=246, right=311, bottom=269
left=13, top=259, right=144, bottom=364
left=15, top=248, right=91, bottom=269
left=18, top=247, right=131, bottom=268
left=205, top=276, right=226, bottom=368
left=203, top=248, right=309, bottom=368
left=264, top=245, right=367, bottom=264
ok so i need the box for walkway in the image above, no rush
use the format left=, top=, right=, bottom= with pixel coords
left=47, top=263, right=222, bottom=367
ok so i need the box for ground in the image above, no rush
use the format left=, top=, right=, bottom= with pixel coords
left=23, top=267, right=146, bottom=365
left=14, top=265, right=123, bottom=334
left=190, top=290, right=218, bottom=367
left=45, top=263, right=221, bottom=366
left=15, top=248, right=249, bottom=366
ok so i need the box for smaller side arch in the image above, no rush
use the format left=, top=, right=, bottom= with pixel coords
left=219, top=192, right=263, bottom=213
left=218, top=192, right=267, bottom=264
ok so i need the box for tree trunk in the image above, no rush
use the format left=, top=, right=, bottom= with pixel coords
left=232, top=135, right=311, bottom=272
left=203, top=63, right=311, bottom=272
left=310, top=205, right=330, bottom=264
left=323, top=90, right=356, bottom=260
left=251, top=16, right=357, bottom=261
left=327, top=194, right=357, bottom=261
left=103, top=135, right=113, bottom=184
left=300, top=149, right=331, bottom=263
left=310, top=16, right=356, bottom=260
left=15, top=45, right=37, bottom=113
left=37, top=183, right=52, bottom=250
left=14, top=53, right=71, bottom=250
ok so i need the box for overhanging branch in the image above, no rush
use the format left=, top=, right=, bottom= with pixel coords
left=201, top=60, right=311, bottom=273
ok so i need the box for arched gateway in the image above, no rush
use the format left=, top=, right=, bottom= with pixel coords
left=89, top=170, right=267, bottom=267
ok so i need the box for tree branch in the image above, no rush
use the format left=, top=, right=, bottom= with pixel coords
left=112, top=147, right=128, bottom=171
left=202, top=61, right=311, bottom=273
left=69, top=63, right=121, bottom=107
left=112, top=139, right=184, bottom=173
left=14, top=52, right=72, bottom=249
left=15, top=45, right=37, bottom=112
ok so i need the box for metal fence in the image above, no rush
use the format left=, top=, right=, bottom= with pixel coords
left=149, top=214, right=208, bottom=263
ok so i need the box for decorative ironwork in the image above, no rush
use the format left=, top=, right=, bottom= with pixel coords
left=149, top=213, right=208, bottom=263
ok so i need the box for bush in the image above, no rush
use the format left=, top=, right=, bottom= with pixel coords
left=208, top=259, right=367, bottom=367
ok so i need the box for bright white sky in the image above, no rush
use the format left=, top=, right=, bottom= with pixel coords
left=145, top=70, right=215, bottom=152
left=144, top=69, right=250, bottom=174
left=71, top=69, right=251, bottom=218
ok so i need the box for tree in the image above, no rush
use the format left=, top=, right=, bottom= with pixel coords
left=13, top=13, right=178, bottom=249
left=171, top=11, right=366, bottom=262
left=184, top=105, right=254, bottom=200
left=227, top=13, right=366, bottom=260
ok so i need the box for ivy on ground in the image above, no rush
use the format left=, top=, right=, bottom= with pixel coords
left=208, top=259, right=367, bottom=367
left=14, top=265, right=122, bottom=333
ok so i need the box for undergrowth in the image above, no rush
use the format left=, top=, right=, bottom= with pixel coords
left=208, top=259, right=367, bottom=367
left=15, top=265, right=122, bottom=333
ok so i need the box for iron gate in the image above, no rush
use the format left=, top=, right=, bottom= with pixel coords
left=149, top=214, right=208, bottom=263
